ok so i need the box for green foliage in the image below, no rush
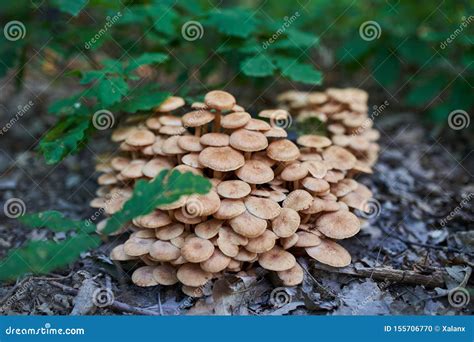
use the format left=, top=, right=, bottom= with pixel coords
left=0, top=170, right=211, bottom=281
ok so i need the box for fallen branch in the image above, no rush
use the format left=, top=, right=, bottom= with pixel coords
left=312, top=264, right=446, bottom=288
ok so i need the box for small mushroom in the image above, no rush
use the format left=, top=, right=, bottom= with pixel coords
left=177, top=263, right=212, bottom=287
left=181, top=237, right=215, bottom=263
left=258, top=246, right=296, bottom=271
left=305, top=239, right=351, bottom=267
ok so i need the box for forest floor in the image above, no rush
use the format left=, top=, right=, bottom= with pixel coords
left=0, top=77, right=472, bottom=315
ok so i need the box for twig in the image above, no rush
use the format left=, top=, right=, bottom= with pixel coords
left=49, top=281, right=160, bottom=316
left=312, top=264, right=446, bottom=288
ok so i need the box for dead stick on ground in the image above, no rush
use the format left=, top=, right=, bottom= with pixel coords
left=312, top=264, right=446, bottom=288
left=49, top=281, right=160, bottom=316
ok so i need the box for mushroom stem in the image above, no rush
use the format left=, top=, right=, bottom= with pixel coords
left=293, top=180, right=299, bottom=190
left=244, top=152, right=252, bottom=160
left=301, top=213, right=311, bottom=224
left=214, top=111, right=221, bottom=132
left=168, top=210, right=175, bottom=221
left=273, top=162, right=287, bottom=176
left=213, top=170, right=222, bottom=179
left=195, top=126, right=202, bottom=137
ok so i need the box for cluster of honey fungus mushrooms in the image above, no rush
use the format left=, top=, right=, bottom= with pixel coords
left=278, top=88, right=380, bottom=167
left=92, top=89, right=380, bottom=297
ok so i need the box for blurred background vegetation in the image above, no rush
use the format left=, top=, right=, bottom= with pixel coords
left=0, top=0, right=472, bottom=163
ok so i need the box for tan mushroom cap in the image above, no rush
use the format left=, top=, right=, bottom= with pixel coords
left=264, top=127, right=288, bottom=138
left=281, top=233, right=299, bottom=249
left=159, top=125, right=187, bottom=136
left=184, top=191, right=220, bottom=217
left=181, top=153, right=203, bottom=169
left=199, top=146, right=245, bottom=172
left=295, top=231, right=322, bottom=247
left=181, top=285, right=205, bottom=298
left=200, top=249, right=231, bottom=273
left=156, top=96, right=185, bottom=112
left=297, top=135, right=332, bottom=149
left=306, top=239, right=351, bottom=267
left=153, top=264, right=179, bottom=285
left=245, top=230, right=277, bottom=253
left=235, top=160, right=274, bottom=184
left=195, top=219, right=224, bottom=239
left=142, top=158, right=173, bottom=178
left=303, top=161, right=327, bottom=179
left=121, top=159, right=146, bottom=179
left=217, top=180, right=251, bottom=199
left=111, top=126, right=134, bottom=142
left=258, top=109, right=289, bottom=119
left=300, top=197, right=327, bottom=214
left=221, top=112, right=252, bottom=129
left=322, top=146, right=357, bottom=171
left=244, top=118, right=271, bottom=131
left=217, top=236, right=239, bottom=257
left=132, top=266, right=159, bottom=287
left=178, top=135, right=203, bottom=152
left=267, top=139, right=300, bottom=162
left=97, top=173, right=117, bottom=185
left=235, top=248, right=257, bottom=262
left=230, top=129, right=268, bottom=152
left=214, top=199, right=246, bottom=220
left=283, top=190, right=313, bottom=211
left=149, top=240, right=181, bottom=261
left=229, top=211, right=267, bottom=238
left=159, top=115, right=183, bottom=127
left=111, top=157, right=130, bottom=171
left=110, top=244, right=137, bottom=261
left=258, top=246, right=296, bottom=271
left=280, top=162, right=308, bottom=181
left=125, top=129, right=155, bottom=147
left=174, top=209, right=203, bottom=224
left=145, top=116, right=162, bottom=130
left=177, top=263, right=212, bottom=287
left=123, top=237, right=154, bottom=256
left=271, top=207, right=300, bottom=237
left=162, top=135, right=186, bottom=155
left=136, top=210, right=172, bottom=228
left=182, top=110, right=215, bottom=127
left=156, top=223, right=185, bottom=240
left=301, top=177, right=330, bottom=193
left=204, top=90, right=236, bottom=111
left=244, top=196, right=281, bottom=220
left=330, top=179, right=358, bottom=197
left=324, top=170, right=345, bottom=183
left=277, top=263, right=304, bottom=286
left=181, top=237, right=215, bottom=263
left=200, top=133, right=229, bottom=147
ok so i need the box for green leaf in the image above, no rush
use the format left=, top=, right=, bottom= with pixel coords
left=148, top=4, right=178, bottom=36
left=125, top=53, right=169, bottom=73
left=241, top=54, right=276, bottom=77
left=0, top=234, right=101, bottom=281
left=51, top=0, right=88, bottom=16
left=47, top=92, right=87, bottom=116
left=206, top=8, right=257, bottom=38
left=406, top=75, right=446, bottom=106
left=120, top=86, right=171, bottom=113
left=80, top=70, right=106, bottom=85
left=97, top=76, right=129, bottom=107
left=103, top=170, right=212, bottom=234
left=273, top=56, right=322, bottom=85
left=19, top=211, right=95, bottom=233
left=372, top=51, right=400, bottom=87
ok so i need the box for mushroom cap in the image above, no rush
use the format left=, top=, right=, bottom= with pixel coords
left=184, top=191, right=220, bottom=217
left=280, top=162, right=309, bottom=181
left=153, top=264, right=178, bottom=285
left=271, top=207, right=300, bottom=237
left=267, top=139, right=300, bottom=161
left=155, top=223, right=185, bottom=240
left=162, top=135, right=186, bottom=155
left=303, top=161, right=327, bottom=179
left=177, top=263, right=212, bottom=287
left=281, top=233, right=299, bottom=249
left=301, top=177, right=330, bottom=193
left=330, top=179, right=358, bottom=197
left=181, top=153, right=203, bottom=169
left=235, top=160, right=274, bottom=184
left=200, top=133, right=230, bottom=147
left=244, top=196, right=281, bottom=220
left=316, top=210, right=360, bottom=239
left=306, top=239, right=351, bottom=267
left=230, top=129, right=268, bottom=152
left=123, top=237, right=154, bottom=256
left=229, top=211, right=267, bottom=238
left=307, top=92, right=328, bottom=105
left=178, top=135, right=203, bottom=152
left=112, top=126, right=134, bottom=142
left=221, top=112, right=251, bottom=129
left=283, top=190, right=313, bottom=211
left=159, top=115, right=183, bottom=127
left=149, top=240, right=181, bottom=261
left=111, top=157, right=130, bottom=171
left=125, top=129, right=155, bottom=147
left=339, top=192, right=367, bottom=211
left=324, top=170, right=345, bottom=183
left=258, top=246, right=296, bottom=271
left=156, top=96, right=185, bottom=112
left=244, top=118, right=271, bottom=131
left=174, top=209, right=203, bottom=224
left=110, top=244, right=137, bottom=261
left=142, top=158, right=174, bottom=178
left=245, top=230, right=277, bottom=253
left=181, top=237, right=215, bottom=263
left=181, top=285, right=205, bottom=298
left=199, top=146, right=245, bottom=172
left=159, top=125, right=187, bottom=136
left=136, top=210, right=172, bottom=228
left=200, top=249, right=231, bottom=273
left=132, top=266, right=159, bottom=287
left=297, top=135, right=332, bottom=149
left=258, top=109, right=289, bottom=119
left=300, top=197, right=327, bottom=214
left=217, top=180, right=251, bottom=199
left=234, top=248, right=257, bottom=262
left=195, top=219, right=224, bottom=239
left=182, top=110, right=215, bottom=127
left=277, top=263, right=304, bottom=286
left=322, top=146, right=357, bottom=171
left=145, top=117, right=162, bottom=130
left=121, top=160, right=146, bottom=179
left=295, top=231, right=322, bottom=247
left=214, top=199, right=246, bottom=220
left=264, top=127, right=288, bottom=138
left=204, top=90, right=236, bottom=111
left=217, top=236, right=239, bottom=257
left=97, top=173, right=117, bottom=185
